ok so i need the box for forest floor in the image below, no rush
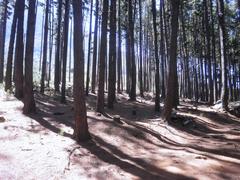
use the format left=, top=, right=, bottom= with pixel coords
left=0, top=89, right=240, bottom=180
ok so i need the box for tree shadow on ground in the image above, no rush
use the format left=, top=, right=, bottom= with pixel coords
left=26, top=93, right=240, bottom=179
left=78, top=135, right=195, bottom=180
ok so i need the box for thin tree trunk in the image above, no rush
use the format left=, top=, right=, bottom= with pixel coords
left=217, top=0, right=228, bottom=110
left=68, top=17, right=73, bottom=82
left=54, top=0, right=62, bottom=92
left=5, top=0, right=18, bottom=91
left=96, top=0, right=109, bottom=113
left=0, top=0, right=8, bottom=83
left=128, top=0, right=136, bottom=101
left=91, top=0, right=99, bottom=94
left=40, top=0, right=49, bottom=93
left=14, top=0, right=25, bottom=99
left=117, top=0, right=122, bottom=93
left=61, top=0, right=70, bottom=103
left=86, top=0, right=93, bottom=96
left=204, top=0, right=214, bottom=105
left=108, top=0, right=117, bottom=108
left=152, top=0, right=160, bottom=111
left=138, top=0, right=143, bottom=97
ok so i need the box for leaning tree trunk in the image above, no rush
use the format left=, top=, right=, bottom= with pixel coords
left=161, top=0, right=180, bottom=121
left=5, top=0, right=18, bottom=91
left=217, top=0, right=228, bottom=110
left=40, top=0, right=49, bottom=94
left=14, top=0, right=25, bottom=99
left=23, top=0, right=37, bottom=114
left=72, top=0, right=91, bottom=142
left=96, top=0, right=109, bottom=113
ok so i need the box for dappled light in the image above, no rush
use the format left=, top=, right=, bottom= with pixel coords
left=0, top=0, right=240, bottom=179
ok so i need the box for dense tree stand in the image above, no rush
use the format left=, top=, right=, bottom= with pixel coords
left=0, top=0, right=239, bottom=177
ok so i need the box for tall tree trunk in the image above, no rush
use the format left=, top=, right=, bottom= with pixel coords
left=96, top=0, right=109, bottom=113
left=204, top=0, right=214, bottom=105
left=47, top=0, right=54, bottom=88
left=217, top=0, right=228, bottom=110
left=72, top=0, right=90, bottom=142
left=14, top=0, right=25, bottom=99
left=23, top=0, right=37, bottom=114
left=91, top=0, right=99, bottom=94
left=128, top=0, right=136, bottom=101
left=39, top=10, right=45, bottom=72
left=68, top=17, right=73, bottom=82
left=108, top=0, right=117, bottom=108
left=86, top=0, right=93, bottom=96
left=117, top=0, right=122, bottom=93
left=54, top=0, right=62, bottom=92
left=0, top=0, right=8, bottom=83
left=152, top=0, right=160, bottom=112
left=61, top=0, right=70, bottom=103
left=160, top=0, right=165, bottom=99
left=180, top=2, right=191, bottom=99
left=210, top=0, right=217, bottom=102
left=161, top=0, right=180, bottom=121
left=40, top=0, right=49, bottom=94
left=138, top=0, right=143, bottom=97
left=5, top=0, right=18, bottom=91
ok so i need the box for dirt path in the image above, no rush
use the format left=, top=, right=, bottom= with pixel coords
left=0, top=90, right=240, bottom=180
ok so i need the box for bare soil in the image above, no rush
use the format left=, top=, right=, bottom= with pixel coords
left=0, top=89, right=240, bottom=180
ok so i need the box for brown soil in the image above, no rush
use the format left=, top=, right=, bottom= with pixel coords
left=0, top=90, right=240, bottom=180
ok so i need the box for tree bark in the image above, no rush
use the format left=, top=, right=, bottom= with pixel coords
left=5, top=0, right=18, bottom=91
left=152, top=0, right=160, bottom=112
left=96, top=0, right=109, bottom=113
left=128, top=0, right=136, bottom=101
left=217, top=0, right=228, bottom=110
left=54, top=0, right=62, bottom=92
left=161, top=0, right=180, bottom=121
left=86, top=0, right=93, bottom=96
left=0, top=0, right=8, bottom=83
left=108, top=0, right=117, bottom=109
left=91, top=0, right=99, bottom=94
left=40, top=0, right=49, bottom=94
left=23, top=0, right=37, bottom=114
left=14, top=0, right=25, bottom=99
left=61, top=0, right=70, bottom=103
left=72, top=0, right=90, bottom=142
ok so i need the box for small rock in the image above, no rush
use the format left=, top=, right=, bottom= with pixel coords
left=113, top=115, right=122, bottom=124
left=0, top=116, right=6, bottom=123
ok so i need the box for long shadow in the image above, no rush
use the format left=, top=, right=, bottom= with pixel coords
left=26, top=93, right=240, bottom=177
left=27, top=111, right=72, bottom=138
left=179, top=107, right=240, bottom=125
left=79, top=135, right=195, bottom=180
left=125, top=118, right=240, bottom=160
